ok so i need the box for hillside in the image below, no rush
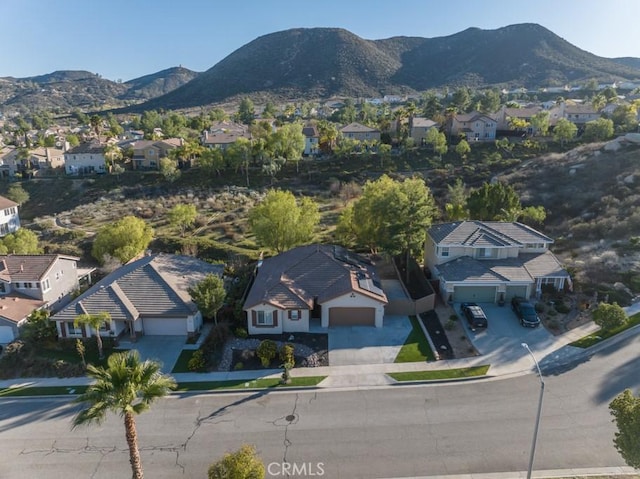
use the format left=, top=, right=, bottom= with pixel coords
left=612, top=57, right=640, bottom=72
left=122, top=66, right=200, bottom=100
left=143, top=23, right=640, bottom=110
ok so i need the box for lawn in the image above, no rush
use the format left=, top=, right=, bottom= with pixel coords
left=570, top=312, right=640, bottom=348
left=171, top=349, right=197, bottom=373
left=0, top=385, right=89, bottom=397
left=394, top=315, right=436, bottom=363
left=388, top=365, right=490, bottom=382
left=174, top=376, right=326, bottom=391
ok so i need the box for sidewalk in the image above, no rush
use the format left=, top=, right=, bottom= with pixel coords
left=3, top=320, right=638, bottom=392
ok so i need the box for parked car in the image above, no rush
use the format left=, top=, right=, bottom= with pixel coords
left=511, top=297, right=541, bottom=327
left=460, top=302, right=488, bottom=330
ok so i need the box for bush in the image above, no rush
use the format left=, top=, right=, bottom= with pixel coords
left=1, top=340, right=30, bottom=365
left=234, top=327, right=249, bottom=339
left=555, top=302, right=571, bottom=314
left=593, top=302, right=628, bottom=331
left=444, top=319, right=456, bottom=331
left=187, top=350, right=206, bottom=372
left=279, top=343, right=295, bottom=365
left=208, top=444, right=265, bottom=479
left=234, top=362, right=244, bottom=370
left=256, top=339, right=277, bottom=368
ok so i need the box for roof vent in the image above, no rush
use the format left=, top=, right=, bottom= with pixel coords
left=20, top=263, right=24, bottom=272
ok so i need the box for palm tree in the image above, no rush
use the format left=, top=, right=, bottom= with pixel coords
left=74, top=312, right=111, bottom=359
left=73, top=351, right=176, bottom=479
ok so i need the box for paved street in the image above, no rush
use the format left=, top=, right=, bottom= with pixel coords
left=1, top=332, right=638, bottom=479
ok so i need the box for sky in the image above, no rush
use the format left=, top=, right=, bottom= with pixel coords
left=1, top=0, right=639, bottom=82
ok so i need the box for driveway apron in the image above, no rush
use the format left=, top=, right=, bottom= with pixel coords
left=119, top=335, right=186, bottom=373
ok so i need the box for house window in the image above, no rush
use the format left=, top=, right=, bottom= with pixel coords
left=66, top=321, right=82, bottom=336
left=42, top=278, right=51, bottom=292
left=290, top=310, right=300, bottom=321
left=25, top=282, right=33, bottom=288
left=478, top=248, right=492, bottom=258
left=0, top=282, right=6, bottom=294
left=256, top=310, right=273, bottom=326
left=438, top=247, right=449, bottom=257
left=0, top=223, right=8, bottom=235
left=99, top=321, right=110, bottom=332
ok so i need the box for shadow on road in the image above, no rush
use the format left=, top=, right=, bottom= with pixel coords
left=0, top=398, right=77, bottom=433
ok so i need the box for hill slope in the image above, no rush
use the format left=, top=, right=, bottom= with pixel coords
left=123, top=66, right=200, bottom=100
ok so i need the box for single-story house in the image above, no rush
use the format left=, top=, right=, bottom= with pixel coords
left=243, top=244, right=387, bottom=335
left=51, top=254, right=224, bottom=339
left=425, top=221, right=570, bottom=303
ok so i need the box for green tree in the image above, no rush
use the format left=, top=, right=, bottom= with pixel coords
left=188, top=274, right=226, bottom=325
left=454, top=139, right=471, bottom=160
left=225, top=137, right=252, bottom=186
left=159, top=158, right=181, bottom=182
left=21, top=309, right=56, bottom=344
left=610, top=104, right=638, bottom=133
left=1, top=228, right=42, bottom=254
left=198, top=148, right=225, bottom=176
left=445, top=178, right=469, bottom=221
left=425, top=128, right=447, bottom=158
left=6, top=182, right=29, bottom=205
left=248, top=190, right=320, bottom=253
left=378, top=142, right=392, bottom=168
left=208, top=444, right=265, bottom=479
left=450, top=87, right=471, bottom=112
left=530, top=111, right=550, bottom=136
left=609, top=389, right=640, bottom=469
left=592, top=302, right=628, bottom=331
left=582, top=118, right=614, bottom=142
left=66, top=134, right=80, bottom=147
left=104, top=143, right=123, bottom=170
left=262, top=101, right=278, bottom=119
left=467, top=182, right=521, bottom=221
left=269, top=123, right=305, bottom=172
left=74, top=312, right=111, bottom=359
left=237, top=97, right=255, bottom=125
left=256, top=339, right=277, bottom=368
left=553, top=118, right=578, bottom=146
left=73, top=351, right=176, bottom=479
left=92, top=216, right=154, bottom=264
left=168, top=204, right=197, bottom=236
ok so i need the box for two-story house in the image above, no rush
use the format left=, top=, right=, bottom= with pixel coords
left=410, top=118, right=439, bottom=145
left=0, top=254, right=80, bottom=343
left=0, top=145, right=20, bottom=177
left=425, top=221, right=570, bottom=304
left=129, top=138, right=183, bottom=170
left=494, top=106, right=543, bottom=135
left=201, top=122, right=251, bottom=151
left=302, top=124, right=320, bottom=156
left=28, top=146, right=66, bottom=173
left=446, top=112, right=497, bottom=142
left=339, top=123, right=381, bottom=142
left=0, top=196, right=20, bottom=237
left=64, top=141, right=107, bottom=175
left=548, top=102, right=600, bottom=126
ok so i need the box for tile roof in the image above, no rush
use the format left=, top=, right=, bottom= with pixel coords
left=0, top=293, right=46, bottom=324
left=435, top=251, right=568, bottom=283
left=412, top=118, right=438, bottom=128
left=65, top=142, right=105, bottom=155
left=51, top=254, right=224, bottom=323
left=302, top=125, right=319, bottom=137
left=428, top=221, right=552, bottom=246
left=0, top=195, right=18, bottom=210
left=454, top=112, right=496, bottom=123
left=244, top=244, right=387, bottom=310
left=340, top=122, right=379, bottom=133
left=0, top=254, right=78, bottom=282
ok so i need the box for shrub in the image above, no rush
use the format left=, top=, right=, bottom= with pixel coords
left=234, top=327, right=248, bottom=339
left=555, top=302, right=571, bottom=314
left=279, top=343, right=295, bottom=366
left=593, top=302, right=628, bottom=331
left=444, top=319, right=456, bottom=331
left=208, top=444, right=265, bottom=479
left=256, top=339, right=277, bottom=368
left=234, top=362, right=244, bottom=370
left=188, top=350, right=206, bottom=372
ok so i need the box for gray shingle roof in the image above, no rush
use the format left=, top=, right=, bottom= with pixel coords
left=51, top=254, right=223, bottom=323
left=244, top=244, right=387, bottom=310
left=340, top=122, right=379, bottom=133
left=428, top=221, right=552, bottom=246
left=0, top=254, right=79, bottom=282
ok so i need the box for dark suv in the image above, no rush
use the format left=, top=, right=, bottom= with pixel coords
left=511, top=297, right=541, bottom=327
left=460, top=302, right=488, bottom=330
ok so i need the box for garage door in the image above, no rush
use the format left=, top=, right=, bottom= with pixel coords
left=453, top=286, right=496, bottom=303
left=0, top=325, right=15, bottom=343
left=505, top=286, right=528, bottom=301
left=329, top=307, right=375, bottom=327
left=143, top=317, right=187, bottom=335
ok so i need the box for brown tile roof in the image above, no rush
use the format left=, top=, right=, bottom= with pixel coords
left=244, top=244, right=387, bottom=310
left=0, top=293, right=46, bottom=324
left=0, top=254, right=79, bottom=282
left=340, top=122, right=379, bottom=133
left=0, top=195, right=18, bottom=210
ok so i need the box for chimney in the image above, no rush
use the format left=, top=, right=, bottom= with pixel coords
left=20, top=263, right=23, bottom=272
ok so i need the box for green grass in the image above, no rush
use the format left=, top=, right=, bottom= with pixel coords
left=0, top=385, right=88, bottom=397
left=388, top=365, right=490, bottom=382
left=171, top=349, right=197, bottom=373
left=570, top=312, right=640, bottom=348
left=394, top=315, right=436, bottom=363
left=175, top=376, right=326, bottom=391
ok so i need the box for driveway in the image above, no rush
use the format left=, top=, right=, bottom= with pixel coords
left=118, top=335, right=186, bottom=373
left=328, top=315, right=412, bottom=366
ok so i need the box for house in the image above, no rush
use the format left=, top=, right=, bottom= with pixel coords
left=129, top=138, right=183, bottom=170
left=446, top=112, right=497, bottom=142
left=243, top=244, right=387, bottom=335
left=0, top=254, right=81, bottom=343
left=302, top=124, right=320, bottom=156
left=0, top=196, right=20, bottom=236
left=201, top=122, right=251, bottom=150
left=28, top=146, right=65, bottom=173
left=50, top=254, right=224, bottom=339
left=64, top=141, right=107, bottom=175
left=339, top=122, right=381, bottom=142
left=425, top=221, right=570, bottom=304
left=410, top=117, right=439, bottom=145
left=549, top=102, right=600, bottom=126
left=494, top=106, right=543, bottom=134
left=0, top=145, right=21, bottom=177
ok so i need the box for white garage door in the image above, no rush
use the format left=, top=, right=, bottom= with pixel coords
left=453, top=286, right=497, bottom=303
left=143, top=317, right=187, bottom=335
left=0, top=325, right=15, bottom=343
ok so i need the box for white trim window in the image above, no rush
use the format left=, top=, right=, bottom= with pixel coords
left=256, top=310, right=273, bottom=326
left=437, top=246, right=450, bottom=257
left=66, top=321, right=82, bottom=336
left=42, top=278, right=51, bottom=292
left=290, top=310, right=299, bottom=321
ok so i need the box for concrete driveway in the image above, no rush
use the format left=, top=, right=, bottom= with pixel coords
left=118, top=335, right=186, bottom=373
left=328, top=315, right=412, bottom=366
left=456, top=302, right=560, bottom=370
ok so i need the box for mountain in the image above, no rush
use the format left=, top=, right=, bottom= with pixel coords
left=123, top=66, right=199, bottom=100
left=0, top=67, right=198, bottom=113
left=611, top=57, right=640, bottom=72
left=143, top=23, right=640, bottom=110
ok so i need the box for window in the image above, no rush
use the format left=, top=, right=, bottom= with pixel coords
left=478, top=248, right=492, bottom=258
left=66, top=322, right=82, bottom=335
left=99, top=321, right=110, bottom=332
left=438, top=246, right=449, bottom=257
left=25, top=282, right=34, bottom=288
left=42, top=278, right=51, bottom=292
left=290, top=310, right=300, bottom=321
left=0, top=282, right=6, bottom=294
left=14, top=282, right=21, bottom=289
left=0, top=223, right=8, bottom=235
left=256, top=310, right=273, bottom=326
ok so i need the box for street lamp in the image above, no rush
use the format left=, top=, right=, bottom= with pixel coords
left=521, top=342, right=545, bottom=479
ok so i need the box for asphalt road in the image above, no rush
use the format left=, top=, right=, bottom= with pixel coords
left=1, top=333, right=638, bottom=479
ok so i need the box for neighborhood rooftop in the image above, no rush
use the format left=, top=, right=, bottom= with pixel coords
left=428, top=221, right=553, bottom=246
